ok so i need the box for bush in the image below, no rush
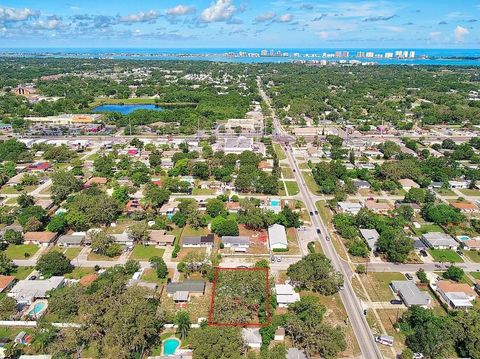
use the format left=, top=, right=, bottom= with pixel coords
left=307, top=242, right=316, bottom=253
left=172, top=243, right=180, bottom=258
left=416, top=269, right=428, bottom=284
left=356, top=264, right=366, bottom=274
left=272, top=247, right=289, bottom=252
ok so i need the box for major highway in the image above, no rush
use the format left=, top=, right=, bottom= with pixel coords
left=258, top=77, right=383, bottom=359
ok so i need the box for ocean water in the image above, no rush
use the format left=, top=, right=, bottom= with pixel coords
left=2, top=48, right=480, bottom=66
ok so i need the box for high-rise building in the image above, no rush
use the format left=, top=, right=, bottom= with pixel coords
left=343, top=51, right=349, bottom=58
left=261, top=49, right=268, bottom=56
left=269, top=49, right=274, bottom=56
left=356, top=51, right=365, bottom=58
left=395, top=50, right=403, bottom=58
left=385, top=52, right=393, bottom=59
left=403, top=51, right=409, bottom=59
left=409, top=51, right=415, bottom=59
left=335, top=51, right=342, bottom=58
left=366, top=52, right=374, bottom=58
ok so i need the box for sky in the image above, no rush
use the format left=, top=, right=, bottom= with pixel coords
left=0, top=0, right=479, bottom=49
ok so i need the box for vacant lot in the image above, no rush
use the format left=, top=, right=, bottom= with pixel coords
left=281, top=167, right=294, bottom=179
left=428, top=249, right=463, bottom=263
left=463, top=250, right=480, bottom=263
left=65, top=267, right=95, bottom=279
left=131, top=245, right=165, bottom=261
left=273, top=143, right=287, bottom=160
left=285, top=181, right=300, bottom=196
left=4, top=244, right=39, bottom=259
left=360, top=272, right=405, bottom=302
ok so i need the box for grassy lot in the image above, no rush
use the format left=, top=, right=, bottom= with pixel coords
left=460, top=189, right=480, bottom=196
left=298, top=162, right=310, bottom=170
left=141, top=268, right=171, bottom=286
left=281, top=167, right=295, bottom=179
left=0, top=327, right=33, bottom=339
left=273, top=143, right=287, bottom=161
left=360, top=272, right=405, bottom=302
left=284, top=181, right=299, bottom=196
left=371, top=309, right=407, bottom=356
left=428, top=249, right=463, bottom=263
left=11, top=266, right=33, bottom=280
left=278, top=186, right=287, bottom=197
left=181, top=226, right=209, bottom=238
left=87, top=252, right=120, bottom=261
left=436, top=188, right=456, bottom=196
left=64, top=247, right=82, bottom=260
left=285, top=228, right=300, bottom=255
left=470, top=272, right=480, bottom=280
left=413, top=223, right=444, bottom=235
left=463, top=250, right=480, bottom=263
left=131, top=245, right=165, bottom=261
left=174, top=247, right=207, bottom=262
left=0, top=185, right=36, bottom=195
left=65, top=267, right=95, bottom=279
left=192, top=188, right=216, bottom=195
left=4, top=244, right=39, bottom=259
left=302, top=171, right=321, bottom=194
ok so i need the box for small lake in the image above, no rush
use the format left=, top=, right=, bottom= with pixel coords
left=92, top=104, right=163, bottom=115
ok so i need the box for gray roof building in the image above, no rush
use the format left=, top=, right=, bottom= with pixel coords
left=8, top=277, right=64, bottom=304
left=57, top=234, right=85, bottom=246
left=391, top=281, right=431, bottom=307
left=221, top=236, right=250, bottom=247
left=421, top=232, right=458, bottom=249
left=359, top=228, right=379, bottom=251
left=166, top=280, right=206, bottom=295
left=287, top=348, right=308, bottom=359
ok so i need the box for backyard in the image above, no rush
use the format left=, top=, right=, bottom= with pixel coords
left=4, top=244, right=39, bottom=259
left=428, top=249, right=463, bottom=263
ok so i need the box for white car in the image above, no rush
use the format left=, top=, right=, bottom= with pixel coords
left=413, top=354, right=424, bottom=359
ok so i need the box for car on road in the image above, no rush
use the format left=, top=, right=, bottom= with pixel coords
left=405, top=273, right=413, bottom=280
left=309, top=211, right=313, bottom=215
left=316, top=228, right=321, bottom=234
left=314, top=210, right=318, bottom=215
left=277, top=257, right=282, bottom=262
left=338, top=284, right=344, bottom=290
left=326, top=236, right=330, bottom=241
left=390, top=299, right=403, bottom=305
left=293, top=169, right=296, bottom=172
left=271, top=257, right=276, bottom=263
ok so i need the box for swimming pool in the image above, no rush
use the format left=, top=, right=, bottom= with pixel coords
left=163, top=338, right=180, bottom=356
left=457, top=235, right=471, bottom=242
left=270, top=199, right=280, bottom=206
left=28, top=302, right=46, bottom=317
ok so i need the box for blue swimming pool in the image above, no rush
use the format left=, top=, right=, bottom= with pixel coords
left=163, top=338, right=180, bottom=356
left=457, top=235, right=471, bottom=242
left=271, top=199, right=280, bottom=206
left=29, top=302, right=46, bottom=316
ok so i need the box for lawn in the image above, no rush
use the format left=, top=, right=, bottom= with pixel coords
left=281, top=167, right=294, bottom=179
left=463, top=250, right=480, bottom=263
left=131, top=245, right=165, bottom=261
left=298, top=162, right=310, bottom=170
left=360, top=272, right=405, bottom=302
left=436, top=188, right=456, bottom=196
left=413, top=223, right=444, bottom=235
left=87, top=252, right=120, bottom=261
left=303, top=172, right=321, bottom=194
left=64, top=247, right=82, bottom=260
left=141, top=268, right=170, bottom=285
left=181, top=225, right=209, bottom=238
left=460, top=189, right=480, bottom=196
left=65, top=267, right=96, bottom=279
left=192, top=188, right=216, bottom=195
left=285, top=227, right=300, bottom=254
left=428, top=249, right=463, bottom=263
left=470, top=272, right=480, bottom=280
left=284, top=181, right=299, bottom=196
left=273, top=143, right=287, bottom=161
left=4, top=244, right=39, bottom=259
left=11, top=266, right=33, bottom=279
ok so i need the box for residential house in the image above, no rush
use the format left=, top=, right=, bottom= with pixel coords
left=221, top=236, right=250, bottom=252
left=19, top=356, right=52, bottom=359
left=462, top=238, right=480, bottom=251
left=35, top=199, right=54, bottom=211
left=6, top=173, right=25, bottom=187
left=390, top=281, right=431, bottom=307
left=258, top=160, right=274, bottom=172
left=226, top=201, right=241, bottom=213
left=148, top=230, right=175, bottom=246
left=338, top=202, right=363, bottom=215
left=287, top=348, right=308, bottom=359
left=399, top=178, right=420, bottom=191
left=437, top=280, right=477, bottom=310
left=268, top=224, right=288, bottom=250
left=183, top=234, right=214, bottom=248
left=395, top=202, right=421, bottom=213
left=353, top=179, right=371, bottom=190
left=359, top=228, right=379, bottom=252
left=421, top=232, right=459, bottom=250
left=275, top=283, right=300, bottom=307
left=26, top=162, right=51, bottom=173
left=8, top=277, right=64, bottom=305
left=159, top=201, right=178, bottom=217
left=451, top=201, right=478, bottom=213
left=125, top=199, right=144, bottom=214
left=112, top=233, right=134, bottom=246
left=166, top=280, right=206, bottom=302
left=364, top=200, right=393, bottom=214
left=57, top=233, right=85, bottom=247
left=23, top=231, right=57, bottom=247
left=274, top=328, right=285, bottom=341
left=84, top=177, right=107, bottom=188
left=448, top=180, right=469, bottom=189
left=242, top=328, right=262, bottom=349
left=0, top=275, right=16, bottom=293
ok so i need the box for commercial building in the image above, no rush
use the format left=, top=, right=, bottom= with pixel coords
left=26, top=114, right=103, bottom=125
left=268, top=224, right=288, bottom=250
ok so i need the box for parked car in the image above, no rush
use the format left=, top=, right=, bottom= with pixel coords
left=405, top=273, right=413, bottom=280
left=277, top=257, right=282, bottom=262
left=413, top=353, right=424, bottom=359
left=390, top=299, right=403, bottom=305
left=316, top=228, right=321, bottom=234
left=29, top=275, right=37, bottom=280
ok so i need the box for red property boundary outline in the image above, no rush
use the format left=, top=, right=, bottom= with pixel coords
left=208, top=267, right=270, bottom=327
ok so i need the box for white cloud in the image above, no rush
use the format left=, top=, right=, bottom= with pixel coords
left=166, top=5, right=196, bottom=16
left=31, top=18, right=64, bottom=30
left=118, top=10, right=159, bottom=24
left=382, top=25, right=404, bottom=33
left=277, top=13, right=293, bottom=23
left=0, top=7, right=39, bottom=22
left=316, top=31, right=329, bottom=40
left=254, top=12, right=276, bottom=23
left=454, top=25, right=469, bottom=42
left=200, top=0, right=236, bottom=23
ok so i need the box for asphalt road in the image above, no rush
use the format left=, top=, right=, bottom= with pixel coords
left=258, top=77, right=383, bottom=359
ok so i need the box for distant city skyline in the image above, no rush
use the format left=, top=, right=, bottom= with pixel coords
left=0, top=0, right=480, bottom=48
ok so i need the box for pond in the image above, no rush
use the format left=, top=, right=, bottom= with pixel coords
left=92, top=104, right=163, bottom=115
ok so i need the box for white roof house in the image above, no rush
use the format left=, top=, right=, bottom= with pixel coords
left=268, top=224, right=288, bottom=250
left=421, top=232, right=459, bottom=249
left=242, top=328, right=262, bottom=349
left=275, top=283, right=300, bottom=307
left=8, top=277, right=64, bottom=304
left=223, top=137, right=253, bottom=154
left=359, top=228, right=379, bottom=251
left=338, top=202, right=363, bottom=215
left=391, top=281, right=431, bottom=307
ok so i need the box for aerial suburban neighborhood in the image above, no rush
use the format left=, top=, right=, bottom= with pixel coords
left=2, top=2, right=480, bottom=359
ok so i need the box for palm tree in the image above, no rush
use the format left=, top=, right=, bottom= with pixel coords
left=175, top=311, right=191, bottom=340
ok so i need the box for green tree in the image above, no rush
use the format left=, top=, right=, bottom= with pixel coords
left=3, top=228, right=22, bottom=244
left=51, top=170, right=83, bottom=203
left=189, top=326, right=243, bottom=359
left=36, top=251, right=73, bottom=278
left=206, top=198, right=227, bottom=218
left=377, top=228, right=414, bottom=263
left=175, top=311, right=191, bottom=339
left=443, top=265, right=464, bottom=282
left=0, top=253, right=16, bottom=275
left=150, top=256, right=168, bottom=279
left=0, top=296, right=17, bottom=319
left=127, top=222, right=150, bottom=245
